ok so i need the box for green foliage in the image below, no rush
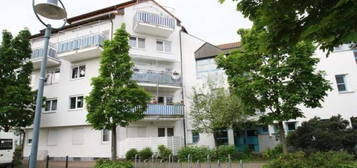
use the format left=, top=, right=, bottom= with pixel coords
left=125, top=148, right=138, bottom=161
left=13, top=146, right=23, bottom=168
left=262, top=144, right=283, bottom=159
left=86, top=24, right=151, bottom=160
left=95, top=159, right=133, bottom=168
left=0, top=29, right=35, bottom=132
left=287, top=115, right=357, bottom=154
left=216, top=28, right=331, bottom=153
left=158, top=145, right=172, bottom=159
left=138, top=147, right=153, bottom=160
left=221, top=0, right=357, bottom=53
left=177, top=146, right=212, bottom=161
left=263, top=151, right=357, bottom=168
left=190, top=81, right=247, bottom=133
left=213, top=145, right=239, bottom=161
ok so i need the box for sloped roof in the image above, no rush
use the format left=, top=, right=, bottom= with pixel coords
left=217, top=42, right=241, bottom=50
left=195, top=42, right=224, bottom=60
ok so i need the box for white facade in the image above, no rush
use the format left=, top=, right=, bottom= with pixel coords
left=24, top=0, right=205, bottom=159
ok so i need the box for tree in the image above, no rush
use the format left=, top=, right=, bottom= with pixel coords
left=86, top=24, right=151, bottom=160
left=0, top=30, right=35, bottom=132
left=190, top=81, right=246, bottom=136
left=220, top=0, right=357, bottom=53
left=216, top=28, right=331, bottom=154
left=287, top=115, right=357, bottom=154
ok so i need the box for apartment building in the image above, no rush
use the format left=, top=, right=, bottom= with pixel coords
left=192, top=42, right=357, bottom=152
left=24, top=0, right=205, bottom=160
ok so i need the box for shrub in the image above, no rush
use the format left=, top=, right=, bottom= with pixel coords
left=177, top=146, right=212, bottom=162
left=138, top=147, right=153, bottom=160
left=287, top=115, right=357, bottom=154
left=125, top=148, right=138, bottom=161
left=263, top=151, right=357, bottom=168
left=262, top=144, right=283, bottom=159
left=158, top=145, right=172, bottom=159
left=213, top=145, right=239, bottom=161
left=95, top=159, right=133, bottom=168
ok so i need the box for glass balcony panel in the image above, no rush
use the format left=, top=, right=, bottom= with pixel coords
left=132, top=71, right=181, bottom=86
left=144, top=104, right=184, bottom=116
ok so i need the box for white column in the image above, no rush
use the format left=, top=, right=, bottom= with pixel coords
left=227, top=128, right=235, bottom=145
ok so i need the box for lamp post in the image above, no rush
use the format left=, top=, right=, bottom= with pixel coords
left=30, top=1, right=66, bottom=168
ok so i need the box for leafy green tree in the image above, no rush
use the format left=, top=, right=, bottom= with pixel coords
left=86, top=24, right=151, bottom=160
left=216, top=28, right=331, bottom=154
left=0, top=30, right=35, bottom=132
left=288, top=115, right=357, bottom=154
left=190, top=81, right=246, bottom=134
left=220, top=0, right=357, bottom=53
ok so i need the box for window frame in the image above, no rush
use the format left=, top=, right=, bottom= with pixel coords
left=102, top=129, right=110, bottom=143
left=156, top=40, right=172, bottom=53
left=69, top=95, right=84, bottom=110
left=45, top=68, right=60, bottom=85
left=71, top=65, right=86, bottom=80
left=286, top=122, right=297, bottom=131
left=129, top=36, right=145, bottom=49
left=335, top=74, right=347, bottom=92
left=44, top=98, right=58, bottom=113
left=158, top=127, right=174, bottom=137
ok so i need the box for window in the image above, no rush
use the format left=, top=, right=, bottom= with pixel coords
left=156, top=40, right=171, bottom=52
left=102, top=129, right=110, bottom=142
left=69, top=96, right=84, bottom=109
left=44, top=99, right=57, bottom=112
left=158, top=97, right=165, bottom=104
left=354, top=51, right=357, bottom=63
left=129, top=36, right=145, bottom=49
left=192, top=130, right=200, bottom=144
left=45, top=69, right=60, bottom=85
left=335, top=74, right=347, bottom=92
left=0, top=139, right=13, bottom=150
left=351, top=117, right=357, bottom=130
left=214, top=129, right=228, bottom=146
left=158, top=128, right=174, bottom=137
left=166, top=97, right=173, bottom=105
left=286, top=122, right=296, bottom=131
left=72, top=65, right=86, bottom=79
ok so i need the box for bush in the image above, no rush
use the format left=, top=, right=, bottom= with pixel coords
left=262, top=144, right=283, bottom=159
left=125, top=148, right=138, bottom=161
left=213, top=145, right=239, bottom=161
left=95, top=159, right=133, bottom=168
left=263, top=151, right=357, bottom=168
left=158, top=145, right=172, bottom=159
left=177, top=146, right=212, bottom=162
left=287, top=115, right=357, bottom=154
left=138, top=147, right=153, bottom=160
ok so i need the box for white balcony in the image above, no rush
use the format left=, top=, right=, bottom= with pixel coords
left=118, top=136, right=184, bottom=156
left=132, top=70, right=182, bottom=88
left=56, top=34, right=106, bottom=62
left=31, top=47, right=60, bottom=70
left=133, top=11, right=175, bottom=37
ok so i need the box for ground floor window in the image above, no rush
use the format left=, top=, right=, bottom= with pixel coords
left=214, top=129, right=228, bottom=146
left=102, top=129, right=110, bottom=142
left=192, top=130, right=200, bottom=144
left=158, top=127, right=174, bottom=137
left=286, top=122, right=297, bottom=131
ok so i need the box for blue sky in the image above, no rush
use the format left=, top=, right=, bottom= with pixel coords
left=0, top=0, right=252, bottom=45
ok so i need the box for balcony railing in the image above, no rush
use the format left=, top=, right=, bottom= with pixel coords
left=144, top=104, right=184, bottom=116
left=31, top=47, right=57, bottom=59
left=57, top=34, right=106, bottom=54
left=132, top=71, right=181, bottom=86
left=135, top=11, right=175, bottom=29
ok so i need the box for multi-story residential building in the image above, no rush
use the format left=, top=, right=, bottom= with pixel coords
left=192, top=42, right=357, bottom=153
left=24, top=0, right=206, bottom=160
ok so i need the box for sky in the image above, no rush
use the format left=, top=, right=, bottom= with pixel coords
left=0, top=0, right=252, bottom=45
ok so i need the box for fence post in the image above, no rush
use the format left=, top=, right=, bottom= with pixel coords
left=240, top=160, right=243, bottom=168
left=46, top=155, right=49, bottom=168
left=134, top=154, right=138, bottom=168
left=207, top=154, right=211, bottom=168
left=217, top=160, right=221, bottom=168
left=196, top=160, right=200, bottom=168
left=65, top=156, right=68, bottom=168
left=169, top=154, right=172, bottom=168
left=28, top=155, right=30, bottom=168
left=228, top=154, right=231, bottom=168
left=187, top=154, right=191, bottom=168
left=151, top=154, right=155, bottom=168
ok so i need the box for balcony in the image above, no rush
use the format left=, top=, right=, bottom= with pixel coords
left=31, top=47, right=60, bottom=70
left=144, top=104, right=184, bottom=117
left=56, top=34, right=106, bottom=62
left=133, top=11, right=175, bottom=37
left=132, top=70, right=181, bottom=87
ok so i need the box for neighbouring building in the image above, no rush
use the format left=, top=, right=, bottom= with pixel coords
left=24, top=0, right=205, bottom=160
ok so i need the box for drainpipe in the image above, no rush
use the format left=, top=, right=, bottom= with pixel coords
left=179, top=28, right=187, bottom=146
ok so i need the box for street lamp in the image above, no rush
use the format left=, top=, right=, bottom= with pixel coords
left=30, top=1, right=66, bottom=168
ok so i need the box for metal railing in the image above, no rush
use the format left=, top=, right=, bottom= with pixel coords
left=135, top=11, right=175, bottom=29
left=132, top=71, right=182, bottom=86
left=144, top=104, right=184, bottom=116
left=31, top=47, right=57, bottom=59
left=56, top=34, right=106, bottom=54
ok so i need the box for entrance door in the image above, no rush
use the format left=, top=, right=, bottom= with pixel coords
left=234, top=129, right=260, bottom=152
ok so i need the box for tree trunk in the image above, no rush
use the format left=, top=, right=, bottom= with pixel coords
left=111, top=126, right=117, bottom=161
left=278, top=121, right=288, bottom=154
left=21, top=129, right=26, bottom=157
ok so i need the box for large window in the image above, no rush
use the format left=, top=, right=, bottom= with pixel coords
left=129, top=36, right=145, bottom=49
left=45, top=68, right=60, bottom=85
left=44, top=99, right=57, bottom=113
left=69, top=96, right=84, bottom=109
left=72, top=65, right=86, bottom=79
left=214, top=129, right=228, bottom=146
left=156, top=40, right=171, bottom=52
left=0, top=139, right=12, bottom=150
left=335, top=74, right=347, bottom=92
left=196, top=58, right=225, bottom=82
left=158, top=128, right=174, bottom=137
